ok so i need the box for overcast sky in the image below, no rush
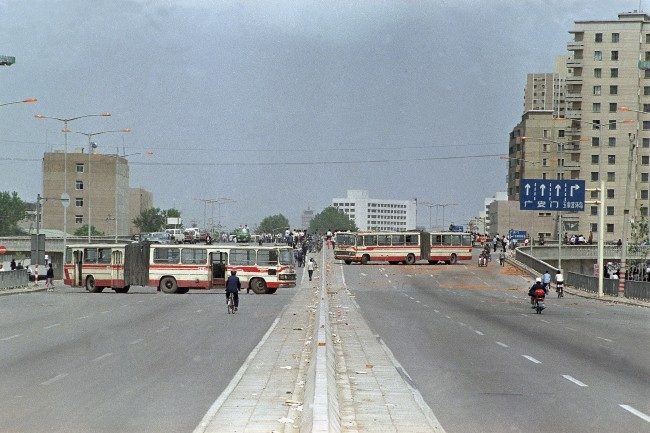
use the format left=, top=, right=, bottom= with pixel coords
left=0, top=0, right=645, bottom=230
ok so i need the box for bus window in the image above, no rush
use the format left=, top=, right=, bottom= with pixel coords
left=230, top=248, right=255, bottom=266
left=65, top=247, right=72, bottom=264
left=377, top=235, right=391, bottom=246
left=392, top=234, right=405, bottom=245
left=84, top=248, right=98, bottom=263
left=432, top=235, right=443, bottom=245
left=257, top=249, right=279, bottom=266
left=404, top=234, right=418, bottom=245
left=181, top=248, right=207, bottom=264
left=279, top=249, right=293, bottom=265
left=451, top=235, right=461, bottom=246
left=335, top=233, right=356, bottom=246
left=154, top=247, right=180, bottom=264
left=97, top=248, right=111, bottom=264
left=462, top=235, right=472, bottom=246
left=363, top=235, right=377, bottom=246
left=442, top=235, right=452, bottom=245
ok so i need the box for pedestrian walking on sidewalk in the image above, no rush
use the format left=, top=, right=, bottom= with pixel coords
left=45, top=263, right=54, bottom=292
left=307, top=258, right=317, bottom=281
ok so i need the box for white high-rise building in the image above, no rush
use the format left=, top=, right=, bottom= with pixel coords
left=331, top=190, right=417, bottom=232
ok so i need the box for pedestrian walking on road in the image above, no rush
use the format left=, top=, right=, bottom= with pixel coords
left=45, top=263, right=54, bottom=292
left=307, top=258, right=317, bottom=281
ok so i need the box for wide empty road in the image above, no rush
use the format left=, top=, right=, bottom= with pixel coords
left=341, top=257, right=649, bottom=433
left=0, top=285, right=295, bottom=433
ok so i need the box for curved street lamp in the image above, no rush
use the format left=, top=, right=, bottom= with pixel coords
left=34, top=112, right=111, bottom=250
left=0, top=97, right=37, bottom=107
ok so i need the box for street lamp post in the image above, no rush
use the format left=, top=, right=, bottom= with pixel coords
left=73, top=128, right=131, bottom=242
left=35, top=112, right=111, bottom=251
left=419, top=201, right=436, bottom=230
left=0, top=97, right=37, bottom=107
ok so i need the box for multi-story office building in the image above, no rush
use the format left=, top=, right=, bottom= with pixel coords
left=566, top=11, right=650, bottom=240
left=301, top=208, right=315, bottom=230
left=129, top=187, right=154, bottom=235
left=523, top=56, right=569, bottom=117
left=42, top=150, right=149, bottom=237
left=331, top=189, right=416, bottom=232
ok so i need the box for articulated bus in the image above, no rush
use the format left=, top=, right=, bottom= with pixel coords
left=64, top=242, right=296, bottom=294
left=334, top=231, right=472, bottom=265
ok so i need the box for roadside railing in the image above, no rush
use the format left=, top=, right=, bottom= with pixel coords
left=565, top=272, right=619, bottom=296
left=0, top=270, right=29, bottom=290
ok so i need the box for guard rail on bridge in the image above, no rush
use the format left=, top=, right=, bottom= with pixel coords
left=0, top=270, right=29, bottom=290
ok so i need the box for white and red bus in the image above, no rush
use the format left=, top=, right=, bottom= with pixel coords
left=334, top=231, right=472, bottom=265
left=64, top=242, right=296, bottom=294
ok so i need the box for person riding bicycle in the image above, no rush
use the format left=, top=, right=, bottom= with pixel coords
left=225, top=270, right=241, bottom=311
left=528, top=277, right=547, bottom=307
left=555, top=269, right=564, bottom=297
left=542, top=270, right=552, bottom=290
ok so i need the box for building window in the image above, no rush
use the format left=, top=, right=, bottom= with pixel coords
left=611, top=68, right=618, bottom=78
left=75, top=180, right=84, bottom=190
left=644, top=121, right=650, bottom=130
left=594, top=68, right=602, bottom=78
left=606, top=223, right=614, bottom=233
left=608, top=137, right=616, bottom=147
left=75, top=215, right=83, bottom=224
left=558, top=130, right=565, bottom=138
left=642, top=190, right=649, bottom=200
left=590, top=206, right=598, bottom=216
left=611, top=51, right=619, bottom=61
left=76, top=163, right=84, bottom=173
left=591, top=223, right=598, bottom=232
left=608, top=155, right=616, bottom=164
left=592, top=136, right=600, bottom=146
left=75, top=197, right=83, bottom=207
left=595, top=33, right=603, bottom=42
left=612, top=33, right=619, bottom=43
left=591, top=172, right=599, bottom=181
left=593, top=103, right=601, bottom=112
left=646, top=34, right=650, bottom=43
left=645, top=69, right=650, bottom=79
left=607, top=189, right=615, bottom=199
left=609, top=85, right=618, bottom=95
left=592, top=120, right=601, bottom=130
left=609, top=103, right=617, bottom=113
left=593, top=85, right=601, bottom=95
left=608, top=120, right=617, bottom=130
left=643, top=172, right=649, bottom=182
left=645, top=86, right=650, bottom=96
left=642, top=155, right=650, bottom=165
left=591, top=191, right=599, bottom=199
left=607, top=172, right=616, bottom=181
left=591, top=155, right=599, bottom=164
left=644, top=138, right=650, bottom=148
left=606, top=206, right=615, bottom=216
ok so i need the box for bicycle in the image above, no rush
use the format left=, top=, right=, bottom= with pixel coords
left=227, top=293, right=236, bottom=314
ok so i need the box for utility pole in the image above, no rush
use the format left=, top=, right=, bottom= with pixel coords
left=419, top=201, right=436, bottom=230
left=194, top=198, right=218, bottom=230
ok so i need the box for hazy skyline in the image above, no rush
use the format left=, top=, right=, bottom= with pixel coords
left=1, top=0, right=645, bottom=230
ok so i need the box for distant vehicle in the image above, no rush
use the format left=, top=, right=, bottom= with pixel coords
left=233, top=226, right=251, bottom=243
left=184, top=228, right=200, bottom=243
left=143, top=232, right=172, bottom=244
left=165, top=228, right=184, bottom=243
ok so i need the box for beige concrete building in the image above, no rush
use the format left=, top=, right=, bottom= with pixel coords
left=487, top=199, right=556, bottom=241
left=523, top=56, right=569, bottom=117
left=129, top=187, right=154, bottom=235
left=42, top=150, right=148, bottom=237
left=566, top=11, right=650, bottom=241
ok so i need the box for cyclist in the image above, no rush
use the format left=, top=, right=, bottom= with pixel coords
left=528, top=277, right=547, bottom=307
left=555, top=269, right=564, bottom=298
left=542, top=270, right=552, bottom=290
left=225, top=270, right=241, bottom=311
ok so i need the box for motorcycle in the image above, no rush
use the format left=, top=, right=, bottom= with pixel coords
left=533, top=288, right=546, bottom=314
left=478, top=253, right=488, bottom=267
left=556, top=281, right=564, bottom=298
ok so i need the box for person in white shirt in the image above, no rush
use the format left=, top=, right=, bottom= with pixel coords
left=307, top=258, right=317, bottom=281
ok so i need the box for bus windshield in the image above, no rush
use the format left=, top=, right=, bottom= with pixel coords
left=279, top=249, right=293, bottom=265
left=335, top=233, right=356, bottom=246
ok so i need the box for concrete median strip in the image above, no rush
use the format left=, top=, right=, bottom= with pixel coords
left=196, top=250, right=445, bottom=432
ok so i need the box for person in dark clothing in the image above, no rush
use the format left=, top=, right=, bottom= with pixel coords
left=10, top=259, right=16, bottom=271
left=225, top=270, right=241, bottom=310
left=46, top=263, right=55, bottom=292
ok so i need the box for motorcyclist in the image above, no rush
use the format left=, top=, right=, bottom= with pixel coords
left=528, top=277, right=547, bottom=307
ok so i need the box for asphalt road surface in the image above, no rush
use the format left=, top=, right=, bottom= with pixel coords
left=0, top=284, right=295, bottom=433
left=341, top=256, right=649, bottom=433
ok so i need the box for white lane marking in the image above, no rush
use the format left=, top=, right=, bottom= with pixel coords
left=474, top=330, right=484, bottom=336
left=138, top=300, right=144, bottom=303
left=430, top=274, right=434, bottom=277
left=193, top=317, right=281, bottom=433
left=444, top=315, right=451, bottom=319
left=76, top=315, right=89, bottom=320
left=496, top=342, right=509, bottom=348
left=130, top=338, right=144, bottom=345
left=1, top=334, right=21, bottom=342
left=41, top=373, right=68, bottom=386
left=596, top=336, right=612, bottom=342
left=566, top=327, right=577, bottom=332
left=93, top=353, right=113, bottom=362
left=156, top=326, right=169, bottom=333
left=562, top=375, right=588, bottom=387
left=415, top=300, right=421, bottom=303
left=196, top=309, right=203, bottom=313
left=388, top=280, right=392, bottom=284
left=423, top=304, right=429, bottom=307
left=434, top=309, right=440, bottom=313
left=44, top=323, right=61, bottom=329
left=522, top=355, right=542, bottom=364
left=458, top=322, right=467, bottom=327
left=360, top=273, right=367, bottom=276
left=384, top=273, right=389, bottom=278
left=520, top=313, right=529, bottom=317
left=540, top=319, right=549, bottom=324
left=619, top=404, right=650, bottom=423
left=121, top=304, right=128, bottom=308
left=408, top=296, right=414, bottom=300
left=100, top=310, right=111, bottom=314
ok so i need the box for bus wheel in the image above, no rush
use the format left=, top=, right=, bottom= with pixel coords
left=266, top=288, right=277, bottom=294
left=449, top=253, right=458, bottom=265
left=361, top=255, right=370, bottom=265
left=344, top=260, right=352, bottom=265
left=113, top=285, right=130, bottom=293
left=249, top=278, right=267, bottom=294
left=160, top=276, right=179, bottom=294
left=405, top=253, right=416, bottom=265
left=86, top=276, right=103, bottom=293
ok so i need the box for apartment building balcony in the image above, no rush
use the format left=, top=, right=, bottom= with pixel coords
left=566, top=58, right=583, bottom=68
left=564, top=161, right=581, bottom=168
left=566, top=75, right=583, bottom=83
left=567, top=41, right=584, bottom=51
left=563, top=143, right=581, bottom=153
left=565, top=92, right=582, bottom=102
left=564, top=109, right=582, bottom=119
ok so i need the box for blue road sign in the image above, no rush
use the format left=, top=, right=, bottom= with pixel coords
left=519, top=179, right=585, bottom=212
left=449, top=224, right=464, bottom=232
left=509, top=230, right=527, bottom=241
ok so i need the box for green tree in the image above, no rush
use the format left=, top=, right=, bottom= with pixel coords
left=0, top=191, right=26, bottom=236
left=309, top=207, right=357, bottom=235
left=164, top=208, right=181, bottom=219
left=256, top=214, right=290, bottom=234
left=133, top=207, right=166, bottom=233
left=73, top=225, right=105, bottom=237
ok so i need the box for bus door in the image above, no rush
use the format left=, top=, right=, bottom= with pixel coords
left=111, top=250, right=123, bottom=288
left=73, top=249, right=83, bottom=286
left=211, top=251, right=227, bottom=288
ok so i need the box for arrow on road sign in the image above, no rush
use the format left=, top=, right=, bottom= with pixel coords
left=570, top=185, right=580, bottom=196
left=555, top=185, right=562, bottom=196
